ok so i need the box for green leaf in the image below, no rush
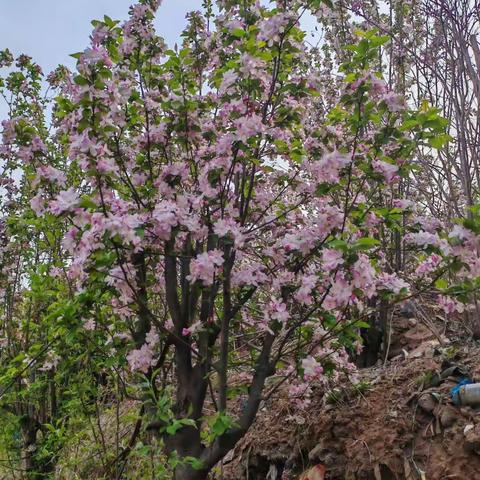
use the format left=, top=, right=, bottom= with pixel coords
left=353, top=320, right=371, bottom=329
left=369, top=35, right=390, bottom=47
left=231, top=28, right=246, bottom=38
left=184, top=456, right=204, bottom=471
left=435, top=278, right=448, bottom=290
left=328, top=239, right=348, bottom=251
left=208, top=412, right=237, bottom=439
left=79, top=195, right=98, bottom=210
left=73, top=75, right=89, bottom=86
left=428, top=134, right=453, bottom=149
left=352, top=237, right=380, bottom=251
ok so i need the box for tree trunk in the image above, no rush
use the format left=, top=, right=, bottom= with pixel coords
left=174, top=465, right=208, bottom=480
left=21, top=417, right=38, bottom=475
left=20, top=415, right=55, bottom=480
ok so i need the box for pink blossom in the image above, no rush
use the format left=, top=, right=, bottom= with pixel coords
left=268, top=299, right=289, bottom=324
left=232, top=263, right=267, bottom=287
left=106, top=265, right=137, bottom=304
left=215, top=133, right=234, bottom=156
left=80, top=46, right=112, bottom=67
left=105, top=213, right=142, bottom=247
left=294, top=274, right=317, bottom=305
left=214, top=218, right=244, bottom=245
left=372, top=160, right=399, bottom=183
left=309, top=151, right=351, bottom=183
left=288, top=382, right=313, bottom=409
left=353, top=340, right=364, bottom=355
left=151, top=201, right=179, bottom=239
left=187, top=249, right=224, bottom=285
left=239, top=53, right=267, bottom=79
left=321, top=248, right=344, bottom=271
left=365, top=212, right=380, bottom=227
left=145, top=327, right=159, bottom=347
left=91, top=24, right=110, bottom=45
left=393, top=199, right=414, bottom=209
left=36, top=165, right=67, bottom=185
left=218, top=70, right=238, bottom=95
left=302, top=356, right=323, bottom=381
left=83, top=318, right=96, bottom=331
left=258, top=13, right=291, bottom=46
left=96, top=157, right=118, bottom=174
left=413, top=216, right=442, bottom=233
left=405, top=231, right=441, bottom=248
left=181, top=321, right=202, bottom=337
left=234, top=114, right=264, bottom=142
left=31, top=136, right=47, bottom=153
left=62, top=226, right=80, bottom=253
left=415, top=254, right=442, bottom=276
left=368, top=74, right=387, bottom=96
left=69, top=131, right=107, bottom=157
left=438, top=295, right=464, bottom=314
left=324, top=273, right=353, bottom=310
left=352, top=254, right=376, bottom=298
left=224, top=18, right=244, bottom=32
left=49, top=188, right=80, bottom=214
left=382, top=92, right=405, bottom=112
left=281, top=233, right=309, bottom=253
left=449, top=224, right=474, bottom=242
left=49, top=266, right=63, bottom=278
left=127, top=344, right=154, bottom=373
left=30, top=192, right=46, bottom=216
left=377, top=273, right=409, bottom=294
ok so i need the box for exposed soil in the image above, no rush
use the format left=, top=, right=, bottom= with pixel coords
left=223, top=314, right=480, bottom=480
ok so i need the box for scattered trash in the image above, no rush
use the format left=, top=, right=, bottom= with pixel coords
left=449, top=378, right=474, bottom=405
left=464, top=424, right=475, bottom=435
left=456, top=383, right=480, bottom=406
left=426, top=364, right=468, bottom=388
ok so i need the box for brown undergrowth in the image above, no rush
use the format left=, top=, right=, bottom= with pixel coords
left=222, top=314, right=480, bottom=480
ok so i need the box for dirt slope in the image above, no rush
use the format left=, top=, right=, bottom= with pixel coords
left=223, top=317, right=480, bottom=480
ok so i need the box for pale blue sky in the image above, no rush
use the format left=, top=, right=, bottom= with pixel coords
left=0, top=1, right=319, bottom=119
left=0, top=0, right=199, bottom=73
left=0, top=0, right=199, bottom=119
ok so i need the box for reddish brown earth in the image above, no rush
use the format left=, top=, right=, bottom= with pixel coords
left=223, top=315, right=480, bottom=480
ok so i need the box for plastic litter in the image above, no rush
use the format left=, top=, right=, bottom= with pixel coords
left=458, top=383, right=480, bottom=406
left=449, top=379, right=475, bottom=405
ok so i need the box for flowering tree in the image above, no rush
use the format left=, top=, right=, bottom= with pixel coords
left=0, top=1, right=456, bottom=479
left=315, top=0, right=480, bottom=334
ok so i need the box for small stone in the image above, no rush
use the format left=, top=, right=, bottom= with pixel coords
left=440, top=405, right=459, bottom=428
left=418, top=393, right=437, bottom=413
left=465, top=424, right=480, bottom=454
